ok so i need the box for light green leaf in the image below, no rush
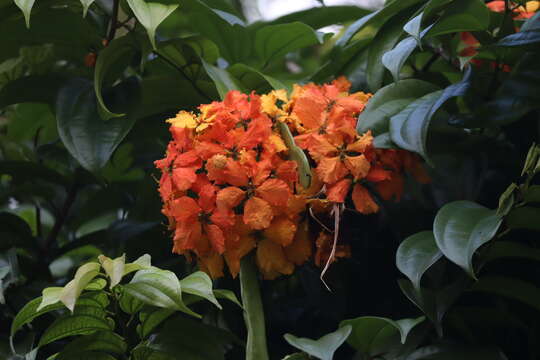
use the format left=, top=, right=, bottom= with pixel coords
left=202, top=60, right=241, bottom=100
left=60, top=262, right=101, bottom=312
left=255, top=22, right=325, bottom=65
left=396, top=231, right=442, bottom=292
left=284, top=325, right=352, bottom=360
left=180, top=271, right=221, bottom=309
left=80, top=0, right=95, bottom=17
left=124, top=254, right=152, bottom=276
left=521, top=144, right=539, bottom=176
left=37, top=287, right=62, bottom=311
left=38, top=314, right=112, bottom=347
left=341, top=316, right=424, bottom=356
left=497, top=183, right=518, bottom=216
left=13, top=0, right=35, bottom=28
left=94, top=36, right=137, bottom=120
left=404, top=13, right=422, bottom=43
left=85, top=278, right=107, bottom=291
left=433, top=201, right=502, bottom=278
left=214, top=289, right=242, bottom=308
left=357, top=79, right=439, bottom=136
left=123, top=268, right=199, bottom=317
left=277, top=121, right=312, bottom=189
left=382, top=36, right=418, bottom=82
left=125, top=0, right=179, bottom=49
left=98, top=254, right=125, bottom=288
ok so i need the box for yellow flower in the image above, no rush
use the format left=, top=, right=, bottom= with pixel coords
left=167, top=111, right=197, bottom=128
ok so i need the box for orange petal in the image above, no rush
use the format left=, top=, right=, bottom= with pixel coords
left=352, top=184, right=379, bottom=214
left=216, top=187, right=246, bottom=210
left=243, top=197, right=274, bottom=230
left=402, top=152, right=431, bottom=184
left=292, top=88, right=327, bottom=130
left=205, top=224, right=226, bottom=254
left=195, top=141, right=226, bottom=160
left=224, top=159, right=249, bottom=187
left=172, top=167, right=198, bottom=191
left=206, top=154, right=228, bottom=184
left=276, top=161, right=298, bottom=183
left=376, top=175, right=404, bottom=201
left=256, top=238, right=294, bottom=279
left=198, top=253, right=224, bottom=279
left=224, top=233, right=256, bottom=278
left=170, top=196, right=201, bottom=222
left=174, top=149, right=201, bottom=167
left=366, top=165, right=393, bottom=183
left=344, top=154, right=371, bottom=180
left=326, top=178, right=352, bottom=203
left=263, top=216, right=297, bottom=247
left=173, top=222, right=201, bottom=253
left=284, top=220, right=312, bottom=265
left=307, top=134, right=338, bottom=162
left=210, top=208, right=236, bottom=229
left=237, top=117, right=272, bottom=150
left=198, top=184, right=216, bottom=213
left=346, top=130, right=373, bottom=153
left=315, top=156, right=349, bottom=184
left=256, top=179, right=292, bottom=207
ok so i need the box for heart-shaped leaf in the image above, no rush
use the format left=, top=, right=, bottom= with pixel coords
left=396, top=231, right=442, bottom=292
left=125, top=0, right=179, bottom=49
left=433, top=200, right=502, bottom=278
left=14, top=0, right=35, bottom=28
left=56, top=78, right=136, bottom=172
left=284, top=325, right=352, bottom=360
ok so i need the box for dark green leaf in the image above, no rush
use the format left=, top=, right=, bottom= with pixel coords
left=126, top=0, right=178, bottom=49
left=255, top=22, right=325, bottom=66
left=472, top=276, right=540, bottom=312
left=426, top=0, right=489, bottom=38
left=202, top=60, right=241, bottom=100
left=11, top=296, right=65, bottom=337
left=228, top=63, right=287, bottom=94
left=433, top=201, right=502, bottom=278
left=525, top=185, right=540, bottom=203
left=38, top=314, right=112, bottom=347
left=497, top=183, right=517, bottom=216
left=56, top=78, right=136, bottom=172
left=119, top=289, right=144, bottom=314
left=138, top=308, right=175, bottom=338
left=506, top=206, right=540, bottom=231
left=0, top=74, right=68, bottom=108
left=396, top=231, right=442, bottom=292
left=357, top=79, right=439, bottom=135
left=484, top=241, right=540, bottom=263
left=56, top=331, right=126, bottom=359
left=267, top=6, right=371, bottom=29
left=284, top=326, right=352, bottom=360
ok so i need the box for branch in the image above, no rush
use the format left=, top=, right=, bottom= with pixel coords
left=43, top=181, right=79, bottom=251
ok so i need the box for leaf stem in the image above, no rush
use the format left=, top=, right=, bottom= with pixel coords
left=153, top=51, right=213, bottom=102
left=240, top=254, right=269, bottom=360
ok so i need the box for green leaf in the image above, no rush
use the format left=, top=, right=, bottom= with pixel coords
left=484, top=241, right=540, bottom=263
left=60, top=262, right=101, bottom=312
left=180, top=271, right=221, bottom=309
left=80, top=0, right=95, bottom=17
left=138, top=308, right=175, bottom=338
left=357, top=79, right=439, bottom=136
left=228, top=63, right=287, bottom=94
left=267, top=6, right=371, bottom=29
left=123, top=268, right=199, bottom=317
left=56, top=78, right=136, bottom=172
left=56, top=331, right=126, bottom=359
left=366, top=9, right=415, bottom=92
left=85, top=278, right=107, bottom=291
left=37, top=287, right=63, bottom=311
left=426, top=0, right=489, bottom=38
left=396, top=231, right=442, bottom=292
left=214, top=289, right=242, bottom=308
left=94, top=36, right=137, bottom=120
left=13, top=0, right=35, bottom=28
left=340, top=316, right=424, bottom=356
left=522, top=144, right=540, bottom=176
left=284, top=325, right=352, bottom=360
left=506, top=206, right=540, bottom=232
left=38, top=314, right=113, bottom=347
left=433, top=201, right=502, bottom=278
left=282, top=353, right=310, bottom=360
left=11, top=296, right=65, bottom=336
left=98, top=254, right=125, bottom=288
left=497, top=30, right=540, bottom=47
left=202, top=60, right=241, bottom=100
left=277, top=121, right=312, bottom=189
left=255, top=22, right=325, bottom=66
left=404, top=13, right=423, bottom=43
left=497, top=183, right=518, bottom=216
left=382, top=36, right=418, bottom=82
left=124, top=254, right=152, bottom=276
left=472, top=276, right=540, bottom=312
left=525, top=185, right=540, bottom=203
left=125, top=0, right=178, bottom=49
left=0, top=74, right=68, bottom=108
left=118, top=289, right=144, bottom=314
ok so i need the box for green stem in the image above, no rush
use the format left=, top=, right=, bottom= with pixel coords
left=240, top=254, right=269, bottom=360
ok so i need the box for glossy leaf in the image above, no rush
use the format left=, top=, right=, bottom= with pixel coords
left=123, top=268, right=199, bottom=317
left=255, top=22, right=325, bottom=65
left=382, top=36, right=418, bottom=82
left=124, top=254, right=152, bottom=276
left=396, top=231, right=442, bottom=291
left=125, top=0, right=178, bottom=49
left=433, top=201, right=502, bottom=278
left=179, top=271, right=221, bottom=309
left=498, top=30, right=540, bottom=47
left=426, top=0, right=489, bottom=38
left=56, top=78, right=136, bottom=172
left=506, top=206, right=540, bottom=231
left=284, top=325, right=352, bottom=360
left=267, top=6, right=371, bottom=29
left=37, top=287, right=62, bottom=311
left=357, top=79, right=439, bottom=135
left=60, top=262, right=101, bottom=312
left=214, top=289, right=242, bottom=308
left=38, top=314, right=112, bottom=347
left=13, top=0, right=35, bottom=28
left=56, top=331, right=126, bottom=359
left=11, top=296, right=65, bottom=336
left=202, top=60, right=241, bottom=100
left=94, top=36, right=137, bottom=120
left=98, top=254, right=125, bottom=288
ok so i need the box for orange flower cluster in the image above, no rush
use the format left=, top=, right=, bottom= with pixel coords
left=155, top=78, right=429, bottom=279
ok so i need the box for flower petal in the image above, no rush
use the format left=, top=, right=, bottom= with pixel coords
left=205, top=224, right=226, bottom=254
left=216, top=187, right=246, bottom=210
left=256, top=178, right=292, bottom=207
left=315, top=156, right=349, bottom=184
left=263, top=216, right=297, bottom=247
left=243, top=197, right=274, bottom=230
left=256, top=238, right=294, bottom=279
left=170, top=196, right=201, bottom=222
left=326, top=178, right=352, bottom=203
left=199, top=253, right=224, bottom=279
left=352, top=183, right=379, bottom=214
left=284, top=220, right=312, bottom=265
left=344, top=154, right=371, bottom=180
left=172, top=167, right=198, bottom=191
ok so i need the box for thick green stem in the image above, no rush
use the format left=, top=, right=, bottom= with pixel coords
left=240, top=254, right=269, bottom=360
